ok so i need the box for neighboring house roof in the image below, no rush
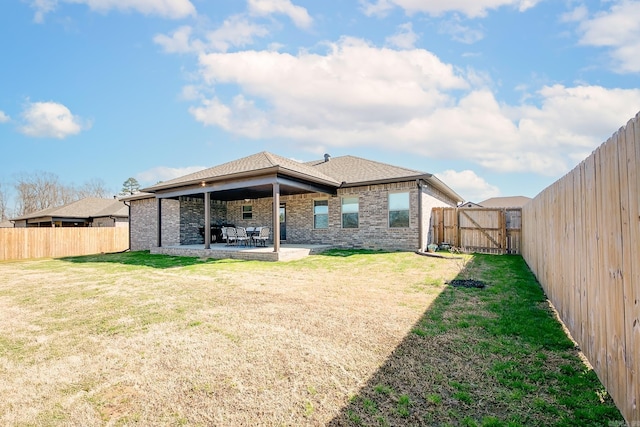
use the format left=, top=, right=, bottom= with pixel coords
left=12, top=198, right=128, bottom=222
left=460, top=202, right=483, bottom=208
left=119, top=192, right=155, bottom=202
left=479, top=196, right=531, bottom=208
left=141, top=151, right=463, bottom=203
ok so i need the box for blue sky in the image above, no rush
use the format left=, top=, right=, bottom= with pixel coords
left=1, top=0, right=640, bottom=207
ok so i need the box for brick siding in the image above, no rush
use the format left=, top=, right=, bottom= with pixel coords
left=129, top=179, right=456, bottom=252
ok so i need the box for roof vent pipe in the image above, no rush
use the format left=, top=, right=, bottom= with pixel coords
left=324, top=153, right=331, bottom=162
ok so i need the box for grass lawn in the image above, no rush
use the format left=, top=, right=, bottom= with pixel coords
left=0, top=250, right=622, bottom=426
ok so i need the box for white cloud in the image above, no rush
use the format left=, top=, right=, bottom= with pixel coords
left=136, top=166, right=207, bottom=184
left=560, top=5, right=588, bottom=23
left=0, top=111, right=10, bottom=123
left=248, top=0, right=313, bottom=29
left=360, top=0, right=541, bottom=18
left=385, top=22, right=419, bottom=49
left=439, top=16, right=484, bottom=44
left=30, top=0, right=196, bottom=22
left=184, top=37, right=640, bottom=177
left=154, top=17, right=269, bottom=54
left=19, top=101, right=90, bottom=139
left=154, top=26, right=203, bottom=54
left=30, top=0, right=57, bottom=23
left=576, top=1, right=640, bottom=73
left=435, top=170, right=500, bottom=202
left=206, top=15, right=270, bottom=52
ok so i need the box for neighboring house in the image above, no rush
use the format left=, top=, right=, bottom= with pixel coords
left=0, top=220, right=14, bottom=228
left=459, top=201, right=483, bottom=208
left=125, top=151, right=463, bottom=252
left=478, top=196, right=531, bottom=208
left=11, top=198, right=129, bottom=228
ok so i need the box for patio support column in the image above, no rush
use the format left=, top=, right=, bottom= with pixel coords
left=204, top=191, right=211, bottom=249
left=272, top=182, right=280, bottom=253
left=156, top=197, right=162, bottom=248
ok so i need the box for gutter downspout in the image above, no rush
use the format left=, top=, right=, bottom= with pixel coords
left=417, top=179, right=424, bottom=251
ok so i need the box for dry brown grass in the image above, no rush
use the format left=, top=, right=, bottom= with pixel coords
left=0, top=250, right=459, bottom=426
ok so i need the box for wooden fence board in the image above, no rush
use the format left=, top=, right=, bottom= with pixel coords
left=431, top=208, right=521, bottom=254
left=624, top=115, right=640, bottom=420
left=522, top=112, right=640, bottom=424
left=0, top=227, right=129, bottom=261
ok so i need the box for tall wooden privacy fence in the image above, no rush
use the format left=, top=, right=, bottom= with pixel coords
left=0, top=227, right=129, bottom=261
left=522, top=112, right=640, bottom=424
left=431, top=207, right=521, bottom=254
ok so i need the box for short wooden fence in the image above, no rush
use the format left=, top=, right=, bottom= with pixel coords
left=431, top=207, right=521, bottom=254
left=0, top=227, right=129, bottom=261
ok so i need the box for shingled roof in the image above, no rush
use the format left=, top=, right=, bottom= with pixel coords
left=144, top=152, right=340, bottom=192
left=140, top=151, right=462, bottom=203
left=479, top=196, right=531, bottom=208
left=305, top=155, right=427, bottom=184
left=12, top=198, right=128, bottom=221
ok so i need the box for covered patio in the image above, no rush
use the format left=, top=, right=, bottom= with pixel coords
left=152, top=243, right=333, bottom=262
left=145, top=152, right=340, bottom=258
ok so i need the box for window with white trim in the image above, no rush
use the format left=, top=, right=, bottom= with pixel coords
left=242, top=205, right=253, bottom=220
left=314, top=200, right=328, bottom=229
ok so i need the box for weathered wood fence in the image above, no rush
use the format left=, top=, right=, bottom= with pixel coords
left=0, top=227, right=129, bottom=261
left=522, top=112, right=640, bottom=424
left=431, top=207, right=521, bottom=254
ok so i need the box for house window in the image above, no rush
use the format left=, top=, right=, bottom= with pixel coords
left=242, top=205, right=253, bottom=220
left=314, top=200, right=328, bottom=229
left=341, top=197, right=359, bottom=228
left=389, top=192, right=410, bottom=228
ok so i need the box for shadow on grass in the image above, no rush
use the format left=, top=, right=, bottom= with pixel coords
left=60, top=250, right=246, bottom=269
left=328, top=254, right=622, bottom=427
left=317, top=249, right=396, bottom=257
left=60, top=249, right=394, bottom=268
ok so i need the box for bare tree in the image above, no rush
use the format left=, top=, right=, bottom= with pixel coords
left=0, top=182, right=10, bottom=221
left=14, top=171, right=65, bottom=216
left=76, top=178, right=111, bottom=199
left=13, top=172, right=115, bottom=216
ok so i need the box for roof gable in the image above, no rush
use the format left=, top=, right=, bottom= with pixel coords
left=144, top=151, right=340, bottom=191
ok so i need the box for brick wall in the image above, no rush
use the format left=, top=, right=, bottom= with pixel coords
left=92, top=217, right=129, bottom=227
left=130, top=198, right=156, bottom=251
left=129, top=179, right=456, bottom=252
left=180, top=197, right=227, bottom=244
left=130, top=197, right=179, bottom=250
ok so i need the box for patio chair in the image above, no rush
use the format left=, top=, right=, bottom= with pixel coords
left=235, top=227, right=250, bottom=246
left=252, top=226, right=269, bottom=247
left=225, top=227, right=238, bottom=246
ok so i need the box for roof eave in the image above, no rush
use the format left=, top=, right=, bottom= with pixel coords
left=339, top=174, right=430, bottom=188
left=423, top=175, right=464, bottom=204
left=142, top=165, right=340, bottom=194
left=339, top=174, right=463, bottom=204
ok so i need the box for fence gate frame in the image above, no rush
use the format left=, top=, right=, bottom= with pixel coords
left=431, top=207, right=522, bottom=254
